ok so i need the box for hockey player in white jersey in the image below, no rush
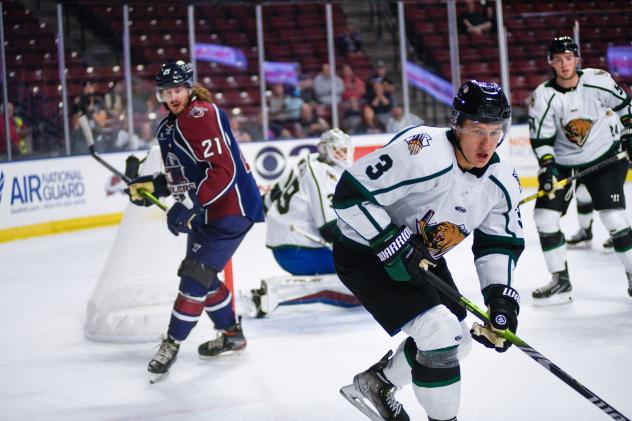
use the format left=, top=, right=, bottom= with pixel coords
left=252, top=129, right=360, bottom=317
left=335, top=81, right=523, bottom=421
left=529, top=36, right=632, bottom=304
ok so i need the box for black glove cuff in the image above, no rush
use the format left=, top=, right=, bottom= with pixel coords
left=483, top=284, right=520, bottom=314
left=538, top=154, right=555, bottom=168
left=372, top=225, right=413, bottom=263
left=154, top=174, right=170, bottom=198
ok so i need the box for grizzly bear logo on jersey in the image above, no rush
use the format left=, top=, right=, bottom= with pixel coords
left=417, top=209, right=467, bottom=258
left=562, top=118, right=593, bottom=146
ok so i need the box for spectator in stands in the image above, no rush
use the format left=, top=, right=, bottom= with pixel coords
left=74, top=80, right=104, bottom=119
left=314, top=63, right=343, bottom=106
left=294, top=103, right=330, bottom=138
left=0, top=102, right=29, bottom=159
left=342, top=96, right=363, bottom=134
left=104, top=81, right=126, bottom=119
left=230, top=116, right=252, bottom=143
left=336, top=25, right=363, bottom=57
left=269, top=83, right=288, bottom=124
left=386, top=104, right=424, bottom=133
left=298, top=74, right=318, bottom=105
left=461, top=0, right=493, bottom=36
left=341, top=64, right=366, bottom=104
left=366, top=78, right=393, bottom=126
left=365, top=60, right=395, bottom=100
left=355, top=104, right=385, bottom=135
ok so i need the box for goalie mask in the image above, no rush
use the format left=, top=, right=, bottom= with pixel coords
left=317, top=128, right=354, bottom=167
left=450, top=80, right=511, bottom=146
left=155, top=60, right=193, bottom=102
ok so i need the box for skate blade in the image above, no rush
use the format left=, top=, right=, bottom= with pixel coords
left=340, top=384, right=385, bottom=421
left=198, top=345, right=247, bottom=361
left=566, top=241, right=591, bottom=249
left=532, top=292, right=573, bottom=307
left=149, top=371, right=169, bottom=384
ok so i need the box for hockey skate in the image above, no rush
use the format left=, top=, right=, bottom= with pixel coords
left=340, top=351, right=409, bottom=421
left=198, top=318, right=247, bottom=359
left=148, top=336, right=180, bottom=384
left=603, top=236, right=614, bottom=249
left=251, top=282, right=268, bottom=319
left=566, top=226, right=592, bottom=248
left=532, top=268, right=573, bottom=306
left=627, top=273, right=632, bottom=297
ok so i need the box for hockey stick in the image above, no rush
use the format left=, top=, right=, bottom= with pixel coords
left=79, top=115, right=167, bottom=211
left=290, top=224, right=332, bottom=249
left=420, top=269, right=630, bottom=421
left=519, top=151, right=628, bottom=205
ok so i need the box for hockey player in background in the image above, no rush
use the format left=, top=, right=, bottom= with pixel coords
left=565, top=182, right=614, bottom=249
left=335, top=81, right=523, bottom=421
left=529, top=36, right=632, bottom=305
left=125, top=60, right=265, bottom=383
left=251, top=129, right=360, bottom=317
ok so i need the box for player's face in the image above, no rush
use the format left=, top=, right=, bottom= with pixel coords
left=550, top=52, right=579, bottom=81
left=456, top=120, right=503, bottom=169
left=158, top=85, right=190, bottom=115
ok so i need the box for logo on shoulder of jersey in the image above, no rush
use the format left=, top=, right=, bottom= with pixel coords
left=416, top=209, right=468, bottom=258
left=404, top=132, right=432, bottom=155
left=455, top=206, right=466, bottom=213
left=165, top=152, right=196, bottom=201
left=562, top=118, right=593, bottom=146
left=297, top=158, right=307, bottom=177
left=188, top=106, right=207, bottom=119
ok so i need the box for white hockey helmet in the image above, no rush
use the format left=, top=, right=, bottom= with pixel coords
left=317, top=128, right=354, bottom=167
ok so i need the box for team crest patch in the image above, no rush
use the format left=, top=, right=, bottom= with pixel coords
left=189, top=106, right=208, bottom=119
left=416, top=209, right=468, bottom=259
left=405, top=132, right=432, bottom=155
left=562, top=118, right=593, bottom=146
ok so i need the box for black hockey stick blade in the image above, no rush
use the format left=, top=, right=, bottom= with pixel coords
left=420, top=269, right=630, bottom=421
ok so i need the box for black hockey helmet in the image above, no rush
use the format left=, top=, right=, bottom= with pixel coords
left=547, top=36, right=579, bottom=62
left=450, top=80, right=511, bottom=145
left=155, top=60, right=193, bottom=92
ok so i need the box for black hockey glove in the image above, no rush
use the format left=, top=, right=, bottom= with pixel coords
left=166, top=190, right=204, bottom=236
left=371, top=225, right=436, bottom=283
left=125, top=173, right=169, bottom=207
left=537, top=154, right=559, bottom=199
left=471, top=284, right=520, bottom=353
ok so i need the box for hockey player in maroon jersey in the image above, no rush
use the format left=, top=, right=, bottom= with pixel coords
left=126, top=60, right=264, bottom=383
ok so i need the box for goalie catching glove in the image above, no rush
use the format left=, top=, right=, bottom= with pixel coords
left=370, top=225, right=437, bottom=283
left=471, top=284, right=520, bottom=353
left=167, top=190, right=205, bottom=236
left=125, top=173, right=169, bottom=207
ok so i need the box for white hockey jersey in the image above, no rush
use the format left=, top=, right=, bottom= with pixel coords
left=529, top=68, right=632, bottom=167
left=333, top=126, right=525, bottom=290
left=265, top=153, right=343, bottom=248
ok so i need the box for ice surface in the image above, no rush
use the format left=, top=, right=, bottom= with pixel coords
left=1, top=187, right=631, bottom=421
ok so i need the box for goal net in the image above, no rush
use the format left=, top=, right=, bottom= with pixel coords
left=85, top=146, right=189, bottom=343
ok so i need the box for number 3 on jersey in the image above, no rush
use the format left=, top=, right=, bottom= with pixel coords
left=366, top=154, right=393, bottom=180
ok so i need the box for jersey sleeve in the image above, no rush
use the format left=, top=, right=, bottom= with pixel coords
left=528, top=84, right=556, bottom=160
left=590, top=70, right=632, bottom=126
left=472, top=168, right=525, bottom=291
left=304, top=158, right=338, bottom=235
left=333, top=134, right=452, bottom=243
left=177, top=103, right=237, bottom=207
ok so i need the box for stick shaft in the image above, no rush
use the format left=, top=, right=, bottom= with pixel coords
left=422, top=270, right=629, bottom=420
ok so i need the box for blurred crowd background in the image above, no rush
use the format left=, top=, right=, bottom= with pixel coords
left=1, top=0, right=630, bottom=162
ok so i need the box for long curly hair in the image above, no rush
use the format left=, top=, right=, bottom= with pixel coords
left=191, top=83, right=213, bottom=103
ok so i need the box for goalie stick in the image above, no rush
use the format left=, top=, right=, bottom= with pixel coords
left=79, top=114, right=166, bottom=211
left=519, top=151, right=628, bottom=205
left=290, top=224, right=332, bottom=249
